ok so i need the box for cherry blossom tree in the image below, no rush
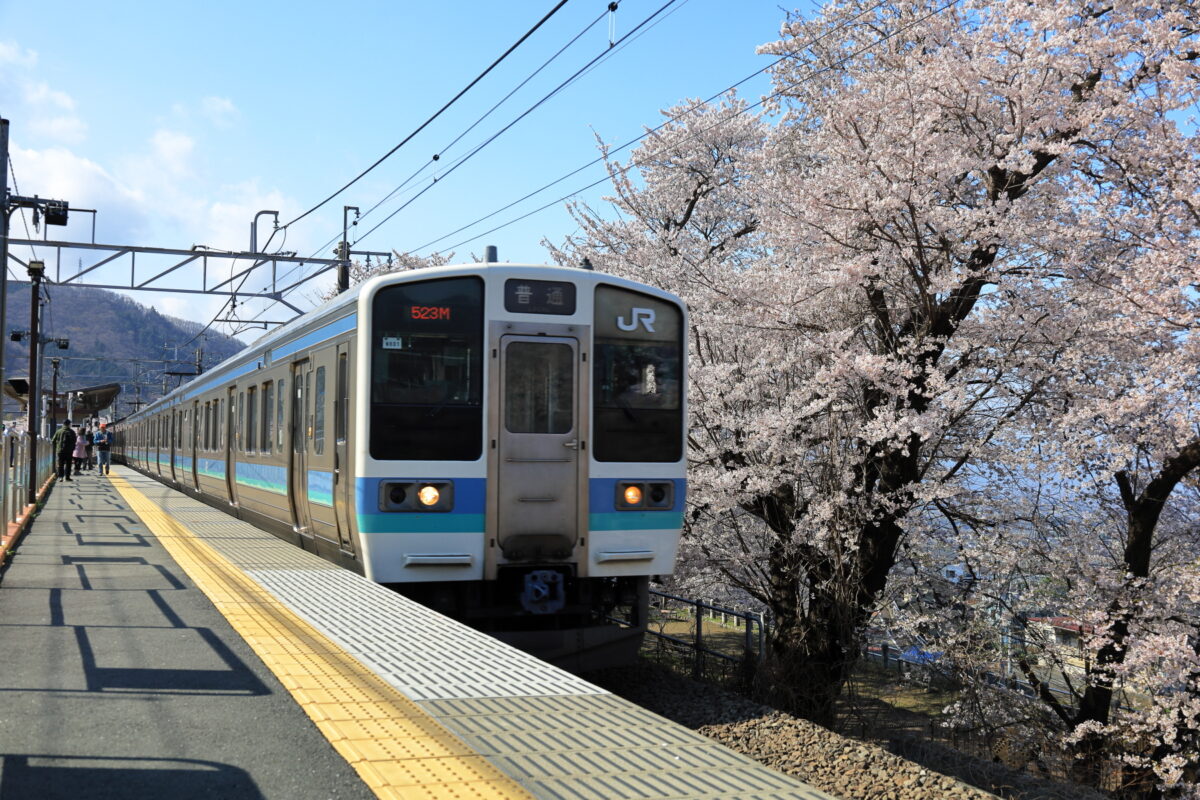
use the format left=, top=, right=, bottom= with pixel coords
left=550, top=1, right=1200, bottom=769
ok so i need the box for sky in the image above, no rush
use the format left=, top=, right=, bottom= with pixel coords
left=0, top=0, right=814, bottom=343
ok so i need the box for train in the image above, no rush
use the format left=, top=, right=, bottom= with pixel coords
left=113, top=261, right=687, bottom=668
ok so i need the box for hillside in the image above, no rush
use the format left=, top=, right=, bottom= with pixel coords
left=2, top=282, right=250, bottom=419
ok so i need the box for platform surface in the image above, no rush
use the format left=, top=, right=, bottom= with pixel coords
left=0, top=466, right=837, bottom=800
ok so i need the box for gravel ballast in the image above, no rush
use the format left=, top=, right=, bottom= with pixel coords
left=585, top=663, right=1107, bottom=800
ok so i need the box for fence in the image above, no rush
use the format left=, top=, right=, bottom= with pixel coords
left=1, top=432, right=53, bottom=533
left=639, top=590, right=767, bottom=684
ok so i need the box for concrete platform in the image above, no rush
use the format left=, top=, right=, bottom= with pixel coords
left=0, top=466, right=836, bottom=800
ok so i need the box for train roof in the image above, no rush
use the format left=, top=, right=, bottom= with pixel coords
left=125, top=263, right=682, bottom=423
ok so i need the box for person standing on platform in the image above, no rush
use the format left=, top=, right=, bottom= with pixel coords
left=84, top=425, right=95, bottom=470
left=52, top=422, right=77, bottom=481
left=93, top=422, right=112, bottom=476
left=72, top=425, right=87, bottom=476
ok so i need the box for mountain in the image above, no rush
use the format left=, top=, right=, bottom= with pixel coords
left=2, top=281, right=249, bottom=419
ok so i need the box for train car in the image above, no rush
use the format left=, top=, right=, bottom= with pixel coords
left=114, top=262, right=687, bottom=668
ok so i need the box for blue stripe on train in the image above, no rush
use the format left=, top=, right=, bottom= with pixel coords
left=355, top=477, right=486, bottom=534
left=588, top=477, right=686, bottom=531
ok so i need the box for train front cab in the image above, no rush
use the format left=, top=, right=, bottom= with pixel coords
left=357, top=269, right=686, bottom=669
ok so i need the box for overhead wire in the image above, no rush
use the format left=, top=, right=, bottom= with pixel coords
left=7, top=159, right=38, bottom=279
left=418, top=0, right=936, bottom=255
left=357, top=5, right=613, bottom=228
left=347, top=0, right=683, bottom=249
left=255, top=0, right=946, bottom=325
left=268, top=1, right=618, bottom=298
left=190, top=0, right=582, bottom=340
left=281, top=0, right=573, bottom=231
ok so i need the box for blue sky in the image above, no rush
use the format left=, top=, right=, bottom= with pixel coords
left=1, top=0, right=811, bottom=340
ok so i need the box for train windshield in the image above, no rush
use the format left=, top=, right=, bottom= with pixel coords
left=593, top=286, right=683, bottom=462
left=370, top=277, right=484, bottom=460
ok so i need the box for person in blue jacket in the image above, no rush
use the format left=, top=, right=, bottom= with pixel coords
left=93, top=422, right=113, bottom=476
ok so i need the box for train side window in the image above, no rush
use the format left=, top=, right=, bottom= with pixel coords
left=305, top=371, right=313, bottom=445
left=246, top=387, right=257, bottom=453
left=261, top=381, right=274, bottom=454
left=593, top=286, right=684, bottom=462
left=276, top=378, right=286, bottom=450
left=238, top=391, right=245, bottom=451
left=314, top=367, right=326, bottom=456
left=336, top=354, right=348, bottom=444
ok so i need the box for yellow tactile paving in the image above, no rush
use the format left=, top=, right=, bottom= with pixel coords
left=109, top=474, right=533, bottom=800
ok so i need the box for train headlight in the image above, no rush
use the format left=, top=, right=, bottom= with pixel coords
left=379, top=480, right=454, bottom=512
left=616, top=481, right=674, bottom=510
left=417, top=485, right=441, bottom=506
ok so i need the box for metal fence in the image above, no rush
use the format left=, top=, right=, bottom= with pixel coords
left=640, top=590, right=767, bottom=684
left=1, top=432, right=52, bottom=532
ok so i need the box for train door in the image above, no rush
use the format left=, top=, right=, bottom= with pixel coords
left=496, top=335, right=580, bottom=559
left=288, top=359, right=312, bottom=537
left=333, top=343, right=353, bottom=553
left=225, top=387, right=237, bottom=505
left=305, top=351, right=339, bottom=547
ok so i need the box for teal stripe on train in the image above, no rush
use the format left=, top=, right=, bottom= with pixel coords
left=588, top=511, right=685, bottom=531
left=235, top=461, right=287, bottom=495
left=357, top=513, right=486, bottom=534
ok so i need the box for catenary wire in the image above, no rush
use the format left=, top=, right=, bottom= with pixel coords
left=250, top=0, right=946, bottom=329
left=259, top=0, right=894, bottom=318
left=281, top=0, right=572, bottom=231
left=423, top=0, right=932, bottom=254
left=356, top=5, right=614, bottom=228
left=264, top=0, right=623, bottom=297
left=349, top=0, right=683, bottom=249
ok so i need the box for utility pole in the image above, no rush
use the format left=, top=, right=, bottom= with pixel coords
left=1, top=118, right=10, bottom=412
left=337, top=205, right=359, bottom=294
left=26, top=259, right=43, bottom=505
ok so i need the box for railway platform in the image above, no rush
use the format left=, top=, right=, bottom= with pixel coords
left=0, top=466, right=836, bottom=800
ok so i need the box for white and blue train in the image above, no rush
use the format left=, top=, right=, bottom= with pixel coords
left=114, top=262, right=687, bottom=667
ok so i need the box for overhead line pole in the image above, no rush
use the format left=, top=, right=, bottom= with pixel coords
left=1, top=119, right=10, bottom=413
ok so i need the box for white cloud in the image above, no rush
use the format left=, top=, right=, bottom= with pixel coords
left=201, top=96, right=237, bottom=128
left=23, top=81, right=74, bottom=110
left=0, top=41, right=37, bottom=68
left=11, top=144, right=146, bottom=231
left=149, top=129, right=195, bottom=175
left=29, top=115, right=87, bottom=144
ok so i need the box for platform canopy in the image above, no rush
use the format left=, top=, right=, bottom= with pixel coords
left=4, top=379, right=121, bottom=420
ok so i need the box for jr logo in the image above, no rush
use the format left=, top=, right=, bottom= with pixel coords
left=616, top=307, right=656, bottom=333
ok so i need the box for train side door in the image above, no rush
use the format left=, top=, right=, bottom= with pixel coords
left=496, top=336, right=580, bottom=560
left=333, top=343, right=353, bottom=553
left=289, top=359, right=312, bottom=537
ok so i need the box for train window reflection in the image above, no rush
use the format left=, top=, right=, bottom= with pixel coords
left=593, top=286, right=683, bottom=462
left=371, top=277, right=483, bottom=461
left=314, top=367, right=326, bottom=455
left=504, top=342, right=573, bottom=434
